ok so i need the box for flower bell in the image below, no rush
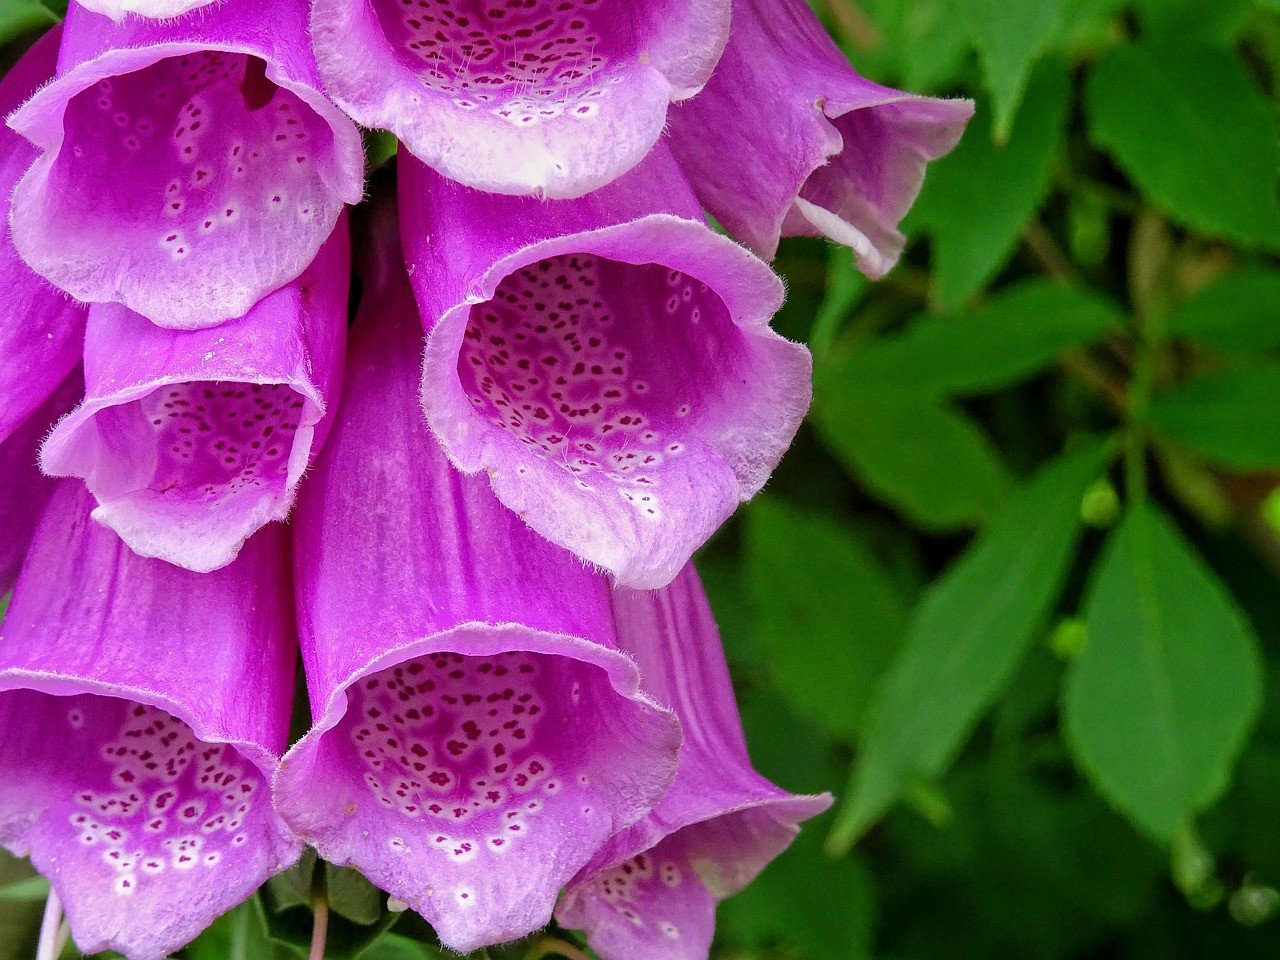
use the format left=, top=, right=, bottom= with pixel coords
left=667, top=0, right=973, bottom=277
left=39, top=219, right=348, bottom=572
left=7, top=0, right=363, bottom=328
left=309, top=0, right=729, bottom=198
left=0, top=482, right=300, bottom=960
left=401, top=145, right=811, bottom=588
left=272, top=199, right=681, bottom=953
left=557, top=565, right=831, bottom=960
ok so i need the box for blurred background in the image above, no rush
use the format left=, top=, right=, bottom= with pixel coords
left=4, top=0, right=1280, bottom=957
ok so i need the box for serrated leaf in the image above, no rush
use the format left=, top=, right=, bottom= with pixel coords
left=1148, top=366, right=1280, bottom=470
left=1063, top=503, right=1262, bottom=842
left=812, top=381, right=1012, bottom=531
left=957, top=0, right=1064, bottom=141
left=828, top=441, right=1114, bottom=850
left=744, top=498, right=908, bottom=739
left=911, top=60, right=1071, bottom=309
left=1087, top=43, right=1280, bottom=248
left=1166, top=268, right=1280, bottom=353
left=839, top=280, right=1124, bottom=396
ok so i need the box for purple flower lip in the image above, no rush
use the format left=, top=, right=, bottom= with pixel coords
left=273, top=198, right=681, bottom=953
left=403, top=146, right=812, bottom=589
left=556, top=566, right=832, bottom=960
left=0, top=373, right=82, bottom=594
left=39, top=218, right=349, bottom=573
left=668, top=0, right=972, bottom=277
left=76, top=0, right=219, bottom=20
left=6, top=0, right=363, bottom=329
left=0, top=482, right=300, bottom=960
left=0, top=26, right=86, bottom=447
left=309, top=0, right=729, bottom=198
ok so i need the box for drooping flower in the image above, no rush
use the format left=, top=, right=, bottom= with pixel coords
left=556, top=565, right=831, bottom=960
left=667, top=0, right=973, bottom=278
left=7, top=0, right=363, bottom=329
left=400, top=145, right=812, bottom=589
left=308, top=0, right=729, bottom=198
left=74, top=0, right=219, bottom=21
left=39, top=218, right=349, bottom=573
left=0, top=26, right=86, bottom=445
left=0, top=481, right=301, bottom=960
left=0, top=374, right=82, bottom=593
left=273, top=199, right=681, bottom=954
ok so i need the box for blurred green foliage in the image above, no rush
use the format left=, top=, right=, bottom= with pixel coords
left=4, top=0, right=1280, bottom=957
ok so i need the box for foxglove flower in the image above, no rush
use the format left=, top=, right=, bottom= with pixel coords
left=75, top=0, right=218, bottom=20
left=310, top=0, right=727, bottom=198
left=39, top=219, right=348, bottom=573
left=0, top=374, right=82, bottom=593
left=7, top=0, right=363, bottom=329
left=273, top=202, right=681, bottom=953
left=667, top=0, right=972, bottom=277
left=0, top=27, right=86, bottom=445
left=0, top=482, right=301, bottom=960
left=401, top=146, right=811, bottom=589
left=557, top=566, right=830, bottom=959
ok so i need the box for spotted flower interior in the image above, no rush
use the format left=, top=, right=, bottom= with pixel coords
left=283, top=647, right=676, bottom=952
left=0, top=694, right=279, bottom=960
left=381, top=0, right=631, bottom=126
left=9, top=0, right=362, bottom=330
left=45, top=377, right=320, bottom=571
left=312, top=0, right=728, bottom=195
left=47, top=55, right=333, bottom=321
left=459, top=254, right=749, bottom=509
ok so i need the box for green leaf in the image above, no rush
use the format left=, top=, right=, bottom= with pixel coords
left=186, top=900, right=297, bottom=960
left=0, top=875, right=48, bottom=903
left=812, top=380, right=1012, bottom=531
left=744, top=498, right=908, bottom=739
left=855, top=0, right=970, bottom=92
left=838, top=280, right=1124, bottom=397
left=1086, top=43, right=1280, bottom=248
left=718, top=827, right=876, bottom=960
left=828, top=440, right=1114, bottom=850
left=911, top=60, right=1071, bottom=309
left=957, top=0, right=1064, bottom=141
left=1167, top=268, right=1280, bottom=353
left=0, top=0, right=56, bottom=48
left=257, top=879, right=398, bottom=960
left=1063, top=503, right=1263, bottom=842
left=809, top=245, right=868, bottom=361
left=1135, top=0, right=1253, bottom=45
left=1148, top=366, right=1280, bottom=470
